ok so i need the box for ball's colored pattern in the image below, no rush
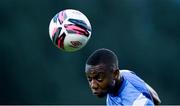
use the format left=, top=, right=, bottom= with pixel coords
left=49, top=9, right=92, bottom=52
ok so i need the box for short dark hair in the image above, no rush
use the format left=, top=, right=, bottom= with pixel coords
left=86, top=48, right=119, bottom=70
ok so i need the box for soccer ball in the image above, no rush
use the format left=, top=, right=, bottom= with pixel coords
left=49, top=9, right=92, bottom=52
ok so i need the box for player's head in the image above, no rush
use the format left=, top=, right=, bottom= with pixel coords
left=85, top=48, right=120, bottom=97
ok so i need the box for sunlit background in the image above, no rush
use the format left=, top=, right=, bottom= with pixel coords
left=0, top=0, right=180, bottom=104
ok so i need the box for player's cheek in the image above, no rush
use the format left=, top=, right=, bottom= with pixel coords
left=100, top=79, right=110, bottom=90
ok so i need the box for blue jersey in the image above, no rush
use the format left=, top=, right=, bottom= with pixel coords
left=106, top=70, right=154, bottom=106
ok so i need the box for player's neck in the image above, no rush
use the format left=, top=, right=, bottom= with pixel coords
left=110, top=76, right=124, bottom=96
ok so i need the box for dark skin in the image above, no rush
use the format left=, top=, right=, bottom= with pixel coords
left=85, top=64, right=121, bottom=97
left=85, top=63, right=161, bottom=105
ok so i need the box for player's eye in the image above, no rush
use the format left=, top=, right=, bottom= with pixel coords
left=87, top=77, right=92, bottom=82
left=97, top=78, right=103, bottom=82
left=96, top=73, right=104, bottom=82
left=96, top=76, right=103, bottom=82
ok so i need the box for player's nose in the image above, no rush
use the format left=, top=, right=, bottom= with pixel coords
left=90, top=79, right=98, bottom=89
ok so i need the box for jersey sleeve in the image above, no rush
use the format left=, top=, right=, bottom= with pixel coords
left=132, top=93, right=154, bottom=106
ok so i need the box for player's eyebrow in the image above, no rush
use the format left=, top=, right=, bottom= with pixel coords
left=87, top=71, right=105, bottom=78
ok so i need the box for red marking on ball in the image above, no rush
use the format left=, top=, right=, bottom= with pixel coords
left=70, top=41, right=82, bottom=48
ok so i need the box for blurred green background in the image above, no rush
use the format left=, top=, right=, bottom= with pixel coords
left=0, top=0, right=180, bottom=105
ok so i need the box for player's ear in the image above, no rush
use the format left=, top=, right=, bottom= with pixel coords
left=113, top=69, right=119, bottom=80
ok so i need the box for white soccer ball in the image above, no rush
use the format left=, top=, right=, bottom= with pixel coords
left=49, top=9, right=92, bottom=52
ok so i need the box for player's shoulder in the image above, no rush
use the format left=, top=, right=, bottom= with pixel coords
left=119, top=69, right=138, bottom=81
left=120, top=69, right=144, bottom=84
left=120, top=69, right=132, bottom=73
left=120, top=69, right=136, bottom=75
left=120, top=69, right=147, bottom=92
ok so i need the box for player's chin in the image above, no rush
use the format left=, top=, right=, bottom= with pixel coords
left=93, top=91, right=107, bottom=98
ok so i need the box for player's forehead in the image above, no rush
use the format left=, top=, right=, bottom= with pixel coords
left=85, top=64, right=108, bottom=74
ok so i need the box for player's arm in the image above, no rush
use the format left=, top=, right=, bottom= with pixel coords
left=145, top=83, right=161, bottom=105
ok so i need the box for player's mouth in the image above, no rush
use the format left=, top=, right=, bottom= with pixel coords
left=92, top=90, right=107, bottom=97
left=93, top=92, right=101, bottom=96
left=93, top=91, right=100, bottom=94
left=92, top=90, right=102, bottom=95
